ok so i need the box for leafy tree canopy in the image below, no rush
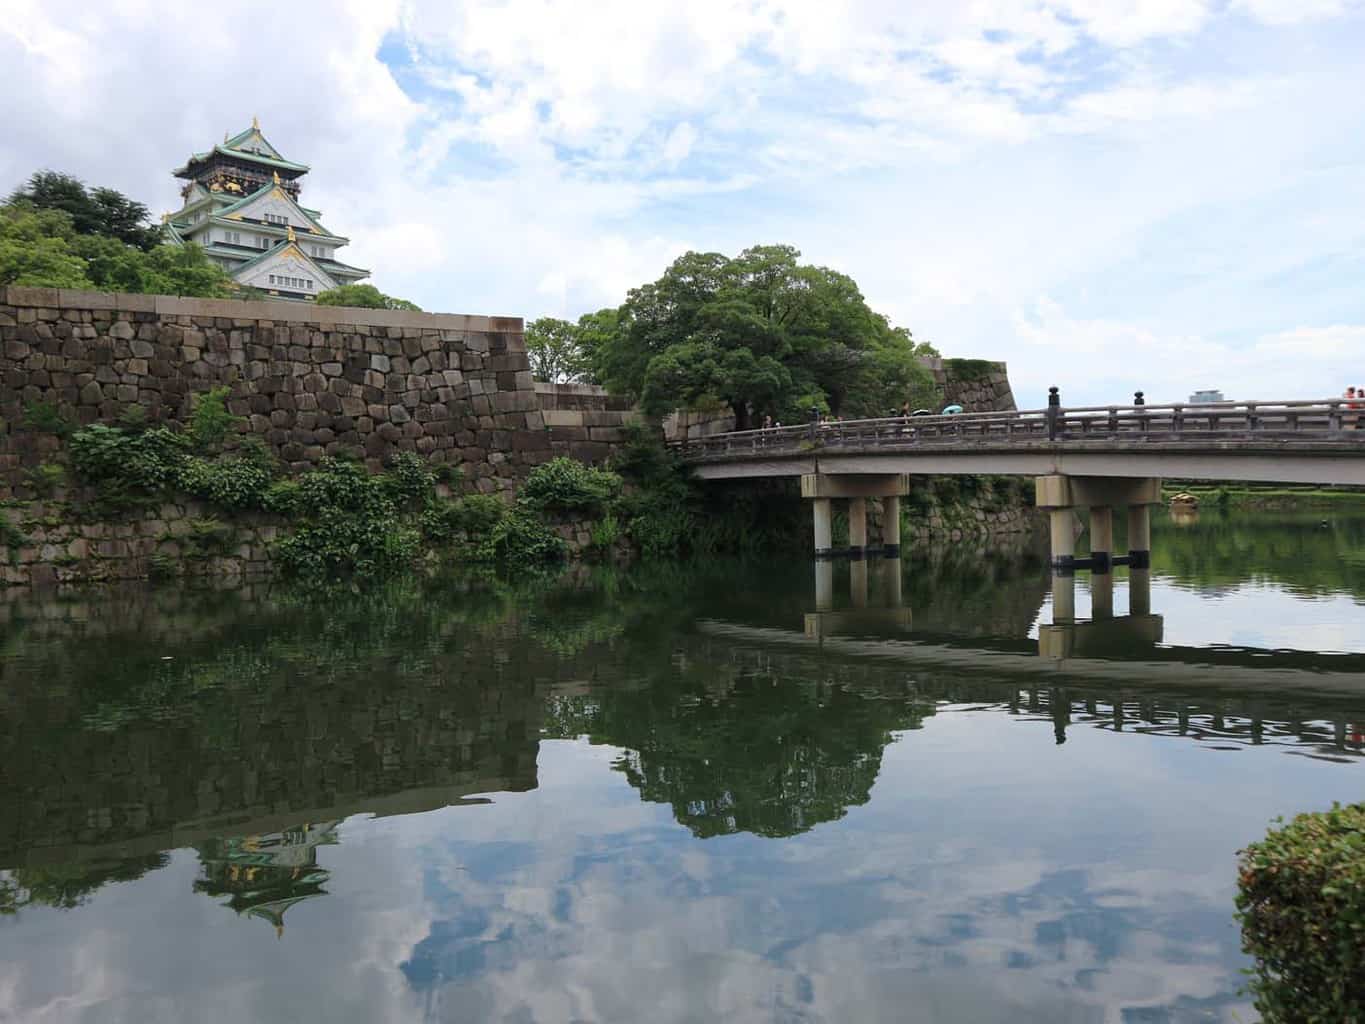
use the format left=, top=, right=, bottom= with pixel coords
left=315, top=283, right=421, bottom=311
left=574, top=244, right=938, bottom=428
left=1, top=184, right=236, bottom=298
left=8, top=171, right=162, bottom=251
left=525, top=316, right=587, bottom=383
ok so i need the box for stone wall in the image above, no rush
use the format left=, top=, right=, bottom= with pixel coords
left=924, top=358, right=1018, bottom=413
left=0, top=286, right=561, bottom=499
left=535, top=381, right=634, bottom=412
left=0, top=494, right=621, bottom=587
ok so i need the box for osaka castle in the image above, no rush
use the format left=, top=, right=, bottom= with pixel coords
left=165, top=119, right=369, bottom=300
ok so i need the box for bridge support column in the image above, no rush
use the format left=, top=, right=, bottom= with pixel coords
left=1127, top=504, right=1151, bottom=570
left=882, top=495, right=901, bottom=557
left=848, top=498, right=867, bottom=558
left=1090, top=506, right=1114, bottom=619
left=812, top=498, right=833, bottom=559
left=815, top=560, right=834, bottom=611
left=802, top=474, right=910, bottom=558
left=1049, top=509, right=1077, bottom=624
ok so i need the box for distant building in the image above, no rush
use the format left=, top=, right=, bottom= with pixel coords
left=1189, top=389, right=1226, bottom=404
left=165, top=118, right=368, bottom=300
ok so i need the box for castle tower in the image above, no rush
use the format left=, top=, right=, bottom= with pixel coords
left=165, top=119, right=369, bottom=300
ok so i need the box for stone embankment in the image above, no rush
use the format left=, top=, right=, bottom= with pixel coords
left=0, top=286, right=640, bottom=501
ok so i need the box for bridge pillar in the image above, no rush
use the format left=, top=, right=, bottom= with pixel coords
left=814, top=559, right=834, bottom=611
left=1127, top=503, right=1152, bottom=570
left=812, top=498, right=833, bottom=558
left=848, top=498, right=867, bottom=558
left=802, top=474, right=910, bottom=558
left=1049, top=509, right=1077, bottom=624
left=1130, top=566, right=1152, bottom=616
left=1090, top=505, right=1114, bottom=619
left=882, top=495, right=901, bottom=556
left=1037, top=477, right=1162, bottom=606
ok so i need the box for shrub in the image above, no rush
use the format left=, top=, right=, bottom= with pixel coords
left=382, top=451, right=436, bottom=507
left=26, top=462, right=66, bottom=498
left=186, top=386, right=238, bottom=450
left=69, top=425, right=188, bottom=505
left=184, top=517, right=234, bottom=558
left=117, top=404, right=149, bottom=432
left=272, top=458, right=418, bottom=581
left=590, top=513, right=620, bottom=552
left=176, top=451, right=274, bottom=510
left=476, top=509, right=566, bottom=569
left=520, top=457, right=621, bottom=514
left=457, top=494, right=508, bottom=537
left=1236, top=802, right=1365, bottom=1023
left=20, top=398, right=73, bottom=438
left=261, top=479, right=302, bottom=516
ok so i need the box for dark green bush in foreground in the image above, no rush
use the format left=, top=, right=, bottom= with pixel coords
left=1236, top=802, right=1365, bottom=1023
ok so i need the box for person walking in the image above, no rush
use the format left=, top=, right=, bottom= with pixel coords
left=1352, top=386, right=1364, bottom=428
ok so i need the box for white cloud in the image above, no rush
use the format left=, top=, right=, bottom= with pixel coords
left=0, top=0, right=1362, bottom=399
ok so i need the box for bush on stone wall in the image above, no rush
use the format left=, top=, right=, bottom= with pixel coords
left=1236, top=802, right=1365, bottom=1023
left=520, top=456, right=622, bottom=515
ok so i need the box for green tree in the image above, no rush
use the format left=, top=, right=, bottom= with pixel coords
left=586, top=244, right=935, bottom=428
left=8, top=170, right=162, bottom=250
left=0, top=206, right=91, bottom=288
left=525, top=316, right=587, bottom=382
left=315, top=283, right=421, bottom=311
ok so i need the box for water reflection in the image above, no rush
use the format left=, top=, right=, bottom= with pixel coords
left=0, top=511, right=1363, bottom=1022
left=194, top=823, right=338, bottom=937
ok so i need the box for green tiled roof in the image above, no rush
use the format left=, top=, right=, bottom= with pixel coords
left=173, top=145, right=309, bottom=177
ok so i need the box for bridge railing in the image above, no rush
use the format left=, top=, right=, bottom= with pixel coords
left=667, top=398, right=1365, bottom=460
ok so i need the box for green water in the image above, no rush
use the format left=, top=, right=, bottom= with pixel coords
left=1, top=508, right=1364, bottom=1022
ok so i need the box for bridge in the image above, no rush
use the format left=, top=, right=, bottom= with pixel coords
left=669, top=393, right=1365, bottom=599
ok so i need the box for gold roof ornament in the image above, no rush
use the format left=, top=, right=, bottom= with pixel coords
left=287, top=225, right=296, bottom=242
left=253, top=114, right=260, bottom=130
left=273, top=170, right=281, bottom=184
left=161, top=212, right=170, bottom=223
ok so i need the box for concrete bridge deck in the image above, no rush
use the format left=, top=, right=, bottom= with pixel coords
left=673, top=397, right=1365, bottom=486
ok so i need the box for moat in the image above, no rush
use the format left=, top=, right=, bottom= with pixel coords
left=2, top=508, right=1364, bottom=1023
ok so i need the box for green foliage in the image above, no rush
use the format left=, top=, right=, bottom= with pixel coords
left=590, top=513, right=620, bottom=552
left=20, top=398, right=74, bottom=438
left=261, top=479, right=303, bottom=516
left=26, top=462, right=66, bottom=498
left=117, top=404, right=148, bottom=432
left=476, top=509, right=566, bottom=569
left=271, top=458, right=419, bottom=581
left=422, top=493, right=509, bottom=544
left=185, top=387, right=239, bottom=450
left=176, top=452, right=274, bottom=510
left=8, top=170, right=161, bottom=250
left=520, top=457, right=622, bottom=515
left=69, top=425, right=189, bottom=507
left=382, top=451, right=436, bottom=507
left=146, top=552, right=179, bottom=581
left=943, top=358, right=994, bottom=381
left=315, top=283, right=421, bottom=311
left=526, top=317, right=588, bottom=383
left=0, top=201, right=234, bottom=296
left=1236, top=802, right=1365, bottom=1022
left=184, top=518, right=234, bottom=558
left=1, top=515, right=28, bottom=558
left=585, top=244, right=936, bottom=427
left=0, top=207, right=90, bottom=288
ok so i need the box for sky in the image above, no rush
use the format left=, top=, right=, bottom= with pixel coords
left=2, top=0, right=1364, bottom=406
